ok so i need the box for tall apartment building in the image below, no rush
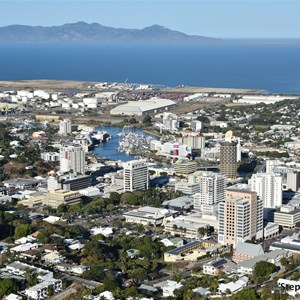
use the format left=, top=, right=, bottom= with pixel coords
left=60, top=144, right=85, bottom=175
left=124, top=160, right=149, bottom=192
left=218, top=189, right=263, bottom=247
left=176, top=135, right=205, bottom=149
left=250, top=173, right=282, bottom=208
left=59, top=119, right=72, bottom=135
left=286, top=171, right=300, bottom=192
left=219, top=141, right=238, bottom=179
left=194, top=172, right=226, bottom=214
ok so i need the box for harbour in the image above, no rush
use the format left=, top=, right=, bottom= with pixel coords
left=93, top=126, right=157, bottom=162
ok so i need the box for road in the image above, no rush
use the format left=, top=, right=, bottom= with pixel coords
left=60, top=273, right=102, bottom=289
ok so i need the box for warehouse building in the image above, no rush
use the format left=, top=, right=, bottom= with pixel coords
left=110, top=97, right=176, bottom=116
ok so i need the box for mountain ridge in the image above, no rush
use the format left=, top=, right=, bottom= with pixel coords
left=0, top=22, right=219, bottom=44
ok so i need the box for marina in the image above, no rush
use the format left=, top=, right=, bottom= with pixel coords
left=93, top=126, right=157, bottom=162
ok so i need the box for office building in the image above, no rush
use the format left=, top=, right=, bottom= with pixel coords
left=194, top=172, right=226, bottom=214
left=218, top=189, right=263, bottom=247
left=47, top=174, right=91, bottom=191
left=60, top=144, right=85, bottom=175
left=250, top=173, right=282, bottom=208
left=273, top=205, right=300, bottom=229
left=219, top=141, right=238, bottom=179
left=173, top=160, right=197, bottom=176
left=44, top=189, right=82, bottom=208
left=124, top=160, right=148, bottom=192
left=175, top=179, right=200, bottom=195
left=124, top=206, right=175, bottom=226
left=59, top=119, right=72, bottom=135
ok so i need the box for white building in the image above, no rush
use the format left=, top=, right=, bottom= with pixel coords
left=60, top=144, right=85, bottom=175
left=176, top=135, right=205, bottom=149
left=264, top=222, right=280, bottom=239
left=24, top=279, right=62, bottom=300
left=59, top=119, right=72, bottom=135
left=236, top=95, right=298, bottom=104
left=273, top=205, right=300, bottom=228
left=41, top=152, right=60, bottom=162
left=110, top=97, right=176, bottom=116
left=190, top=120, right=203, bottom=131
left=250, top=173, right=282, bottom=209
left=123, top=160, right=148, bottom=192
left=194, top=172, right=226, bottom=214
left=154, top=280, right=183, bottom=298
left=161, top=142, right=192, bottom=158
left=124, top=206, right=175, bottom=226
left=286, top=171, right=300, bottom=191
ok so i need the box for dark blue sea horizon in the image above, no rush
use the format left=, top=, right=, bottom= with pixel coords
left=0, top=43, right=300, bottom=94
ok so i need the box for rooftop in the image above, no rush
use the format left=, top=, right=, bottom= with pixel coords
left=235, top=242, right=264, bottom=257
left=166, top=240, right=202, bottom=255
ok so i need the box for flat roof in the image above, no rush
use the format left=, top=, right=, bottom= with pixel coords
left=271, top=242, right=300, bottom=252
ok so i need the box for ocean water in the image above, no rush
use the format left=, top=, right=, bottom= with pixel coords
left=0, top=43, right=300, bottom=94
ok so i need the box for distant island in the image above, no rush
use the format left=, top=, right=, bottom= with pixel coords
left=0, top=21, right=219, bottom=44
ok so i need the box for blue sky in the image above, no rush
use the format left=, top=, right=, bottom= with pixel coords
left=1, top=0, right=300, bottom=38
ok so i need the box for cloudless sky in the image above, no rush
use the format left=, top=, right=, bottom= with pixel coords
left=1, top=0, right=300, bottom=38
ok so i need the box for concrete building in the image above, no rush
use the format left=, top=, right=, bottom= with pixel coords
left=24, top=279, right=62, bottom=300
left=110, top=97, right=176, bottom=116
left=175, top=181, right=200, bottom=195
left=164, top=219, right=210, bottom=239
left=59, top=119, right=72, bottom=135
left=286, top=171, right=300, bottom=191
left=47, top=174, right=92, bottom=191
left=270, top=235, right=300, bottom=253
left=264, top=222, right=280, bottom=239
left=161, top=142, right=192, bottom=158
left=40, top=152, right=60, bottom=162
left=250, top=173, right=282, bottom=209
left=176, top=135, right=205, bottom=149
left=60, top=144, right=85, bottom=175
left=219, top=141, right=238, bottom=179
left=123, top=160, right=148, bottom=192
left=200, top=147, right=220, bottom=161
left=173, top=160, right=197, bottom=176
left=193, top=172, right=226, bottom=214
left=124, top=206, right=175, bottom=226
left=218, top=189, right=263, bottom=247
left=163, top=112, right=178, bottom=131
left=273, top=205, right=300, bottom=228
left=43, top=189, right=82, bottom=208
left=190, top=120, right=203, bottom=131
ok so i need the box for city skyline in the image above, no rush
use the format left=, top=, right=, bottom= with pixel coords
left=0, top=0, right=300, bottom=38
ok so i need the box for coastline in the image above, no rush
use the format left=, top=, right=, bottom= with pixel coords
left=0, top=79, right=266, bottom=94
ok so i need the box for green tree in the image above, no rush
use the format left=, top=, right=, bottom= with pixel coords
left=47, top=285, right=54, bottom=297
left=129, top=117, right=138, bottom=124
left=142, top=115, right=152, bottom=126
left=252, top=261, right=276, bottom=284
left=0, top=278, right=18, bottom=297
left=230, top=288, right=259, bottom=300
left=14, top=224, right=32, bottom=239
